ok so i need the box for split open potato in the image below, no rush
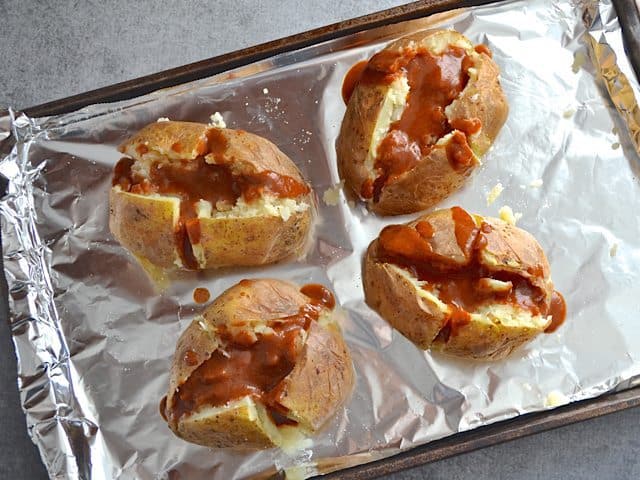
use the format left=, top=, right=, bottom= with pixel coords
left=363, top=207, right=565, bottom=360
left=109, top=121, right=314, bottom=271
left=160, top=279, right=354, bottom=449
left=337, top=29, right=508, bottom=215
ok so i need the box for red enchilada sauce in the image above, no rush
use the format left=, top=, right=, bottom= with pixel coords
left=345, top=45, right=481, bottom=202
left=112, top=130, right=309, bottom=269
left=169, top=284, right=335, bottom=426
left=544, top=291, right=566, bottom=333
left=342, top=60, right=369, bottom=104
left=376, top=207, right=566, bottom=339
left=193, top=287, right=210, bottom=304
left=474, top=44, right=492, bottom=57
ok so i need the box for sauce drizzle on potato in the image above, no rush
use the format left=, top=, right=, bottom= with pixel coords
left=112, top=132, right=310, bottom=270
left=376, top=207, right=566, bottom=335
left=354, top=46, right=477, bottom=201
left=169, top=284, right=336, bottom=426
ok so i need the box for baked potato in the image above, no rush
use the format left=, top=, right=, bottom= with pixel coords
left=337, top=29, right=509, bottom=215
left=109, top=121, right=314, bottom=272
left=160, top=279, right=354, bottom=449
left=363, top=207, right=565, bottom=360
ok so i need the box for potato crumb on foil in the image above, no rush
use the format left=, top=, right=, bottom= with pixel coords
left=545, top=390, right=569, bottom=407
left=610, top=243, right=618, bottom=257
left=208, top=112, right=226, bottom=129
left=499, top=205, right=522, bottom=225
left=572, top=51, right=586, bottom=73
left=283, top=464, right=317, bottom=480
left=563, top=108, right=575, bottom=118
left=156, top=117, right=170, bottom=122
left=323, top=182, right=344, bottom=206
left=486, top=183, right=503, bottom=206
left=612, top=142, right=620, bottom=150
left=529, top=178, right=544, bottom=188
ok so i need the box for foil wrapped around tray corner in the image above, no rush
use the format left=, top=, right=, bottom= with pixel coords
left=1, top=0, right=640, bottom=478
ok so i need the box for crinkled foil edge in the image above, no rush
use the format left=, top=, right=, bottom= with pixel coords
left=0, top=110, right=96, bottom=479
left=1, top=1, right=640, bottom=479
left=587, top=1, right=640, bottom=152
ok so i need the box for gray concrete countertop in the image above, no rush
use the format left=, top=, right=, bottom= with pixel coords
left=1, top=1, right=639, bottom=479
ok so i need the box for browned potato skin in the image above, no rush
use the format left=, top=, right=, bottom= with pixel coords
left=162, top=279, right=354, bottom=449
left=363, top=209, right=554, bottom=360
left=108, top=189, right=178, bottom=269
left=119, top=122, right=307, bottom=181
left=120, top=121, right=209, bottom=161
left=373, top=142, right=477, bottom=216
left=337, top=80, right=388, bottom=209
left=110, top=121, right=313, bottom=270
left=430, top=315, right=548, bottom=360
left=276, top=321, right=354, bottom=431
left=196, top=210, right=312, bottom=268
left=447, top=50, right=509, bottom=158
left=176, top=398, right=278, bottom=449
left=336, top=30, right=509, bottom=216
left=363, top=241, right=448, bottom=349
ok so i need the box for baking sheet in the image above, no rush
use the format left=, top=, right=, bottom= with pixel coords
left=2, top=0, right=640, bottom=478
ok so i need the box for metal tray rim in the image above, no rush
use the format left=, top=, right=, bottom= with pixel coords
left=3, top=0, right=640, bottom=478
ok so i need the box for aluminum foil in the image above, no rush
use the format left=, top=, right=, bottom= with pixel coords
left=2, top=0, right=640, bottom=478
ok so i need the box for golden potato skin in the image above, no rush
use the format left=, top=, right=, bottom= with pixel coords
left=371, top=140, right=477, bottom=216
left=119, top=121, right=209, bottom=161
left=162, top=279, right=354, bottom=449
left=363, top=208, right=554, bottom=360
left=337, top=30, right=508, bottom=215
left=478, top=217, right=553, bottom=296
left=336, top=81, right=389, bottom=210
left=202, top=278, right=310, bottom=327
left=447, top=50, right=509, bottom=158
left=120, top=121, right=307, bottom=180
left=363, top=244, right=447, bottom=349
left=195, top=202, right=312, bottom=268
left=109, top=189, right=179, bottom=268
left=110, top=121, right=313, bottom=271
left=176, top=398, right=278, bottom=449
left=430, top=314, right=549, bottom=360
left=276, top=321, right=354, bottom=431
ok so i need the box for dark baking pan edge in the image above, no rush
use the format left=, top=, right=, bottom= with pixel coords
left=5, top=0, right=640, bottom=479
left=612, top=0, right=640, bottom=82
left=323, top=386, right=640, bottom=479
left=23, top=0, right=498, bottom=118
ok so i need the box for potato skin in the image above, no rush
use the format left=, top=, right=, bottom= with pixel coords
left=109, top=189, right=179, bottom=268
left=195, top=199, right=312, bottom=268
left=430, top=313, right=549, bottom=360
left=363, top=242, right=447, bottom=349
left=120, top=121, right=308, bottom=180
left=110, top=121, right=313, bottom=271
left=162, top=279, right=353, bottom=449
left=447, top=50, right=509, bottom=158
left=276, top=320, right=354, bottom=431
left=363, top=209, right=554, bottom=360
left=336, top=80, right=390, bottom=209
left=336, top=29, right=508, bottom=215
left=119, top=121, right=210, bottom=161
left=371, top=138, right=477, bottom=216
left=176, top=398, right=279, bottom=449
